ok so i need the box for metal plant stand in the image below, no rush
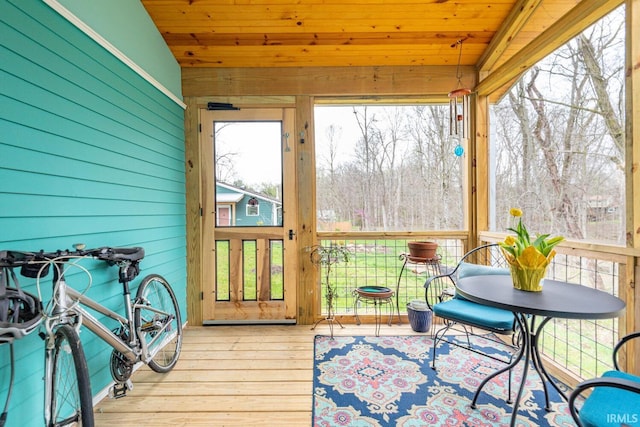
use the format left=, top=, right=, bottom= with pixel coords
left=396, top=253, right=442, bottom=324
left=309, top=244, right=350, bottom=338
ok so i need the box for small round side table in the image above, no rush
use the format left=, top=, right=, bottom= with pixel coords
left=353, top=286, right=395, bottom=336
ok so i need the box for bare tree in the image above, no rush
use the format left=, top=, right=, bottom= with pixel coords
left=213, top=122, right=238, bottom=183
left=406, top=105, right=463, bottom=229
left=351, top=106, right=408, bottom=230
left=493, top=7, right=624, bottom=243
left=315, top=105, right=463, bottom=231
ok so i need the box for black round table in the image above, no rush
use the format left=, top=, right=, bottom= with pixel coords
left=456, top=275, right=626, bottom=427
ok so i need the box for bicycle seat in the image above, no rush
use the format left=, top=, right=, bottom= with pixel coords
left=94, top=247, right=145, bottom=263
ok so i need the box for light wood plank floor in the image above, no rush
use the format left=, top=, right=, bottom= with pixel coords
left=93, top=322, right=422, bottom=426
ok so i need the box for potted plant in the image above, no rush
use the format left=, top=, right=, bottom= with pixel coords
left=499, top=208, right=564, bottom=292
left=407, top=241, right=438, bottom=260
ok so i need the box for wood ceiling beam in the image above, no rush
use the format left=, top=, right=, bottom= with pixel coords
left=476, top=0, right=624, bottom=96
left=181, top=65, right=475, bottom=97
left=477, top=0, right=542, bottom=73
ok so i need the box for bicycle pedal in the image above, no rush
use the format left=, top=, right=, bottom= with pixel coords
left=109, top=380, right=133, bottom=399
left=141, top=320, right=163, bottom=332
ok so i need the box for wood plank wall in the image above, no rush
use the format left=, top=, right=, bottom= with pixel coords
left=182, top=66, right=471, bottom=98
left=182, top=67, right=470, bottom=326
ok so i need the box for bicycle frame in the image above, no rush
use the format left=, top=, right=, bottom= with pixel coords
left=47, top=275, right=175, bottom=365
left=62, top=284, right=139, bottom=363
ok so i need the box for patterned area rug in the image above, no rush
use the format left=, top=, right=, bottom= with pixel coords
left=313, top=335, right=573, bottom=426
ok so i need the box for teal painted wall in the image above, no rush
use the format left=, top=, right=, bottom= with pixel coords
left=54, top=0, right=183, bottom=100
left=0, top=1, right=186, bottom=426
left=235, top=194, right=277, bottom=226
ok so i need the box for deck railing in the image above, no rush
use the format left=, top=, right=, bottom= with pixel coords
left=316, top=231, right=628, bottom=385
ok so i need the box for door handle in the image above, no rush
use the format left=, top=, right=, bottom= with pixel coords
left=288, top=229, right=296, bottom=240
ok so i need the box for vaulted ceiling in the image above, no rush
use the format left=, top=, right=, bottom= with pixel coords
left=141, top=0, right=583, bottom=72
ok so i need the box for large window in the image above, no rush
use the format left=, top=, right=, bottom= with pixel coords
left=314, top=105, right=464, bottom=231
left=490, top=6, right=625, bottom=244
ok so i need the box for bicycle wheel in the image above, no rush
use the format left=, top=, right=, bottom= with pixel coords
left=46, top=324, right=94, bottom=427
left=135, top=274, right=182, bottom=373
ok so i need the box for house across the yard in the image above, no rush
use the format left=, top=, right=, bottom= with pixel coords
left=216, top=182, right=282, bottom=226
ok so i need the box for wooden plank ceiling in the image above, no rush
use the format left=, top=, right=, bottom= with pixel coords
left=141, top=0, right=580, bottom=73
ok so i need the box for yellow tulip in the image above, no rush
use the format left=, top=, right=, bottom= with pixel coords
left=510, top=208, right=523, bottom=217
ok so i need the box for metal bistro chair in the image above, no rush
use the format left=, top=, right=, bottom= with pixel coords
left=425, top=244, right=519, bottom=372
left=568, top=331, right=640, bottom=427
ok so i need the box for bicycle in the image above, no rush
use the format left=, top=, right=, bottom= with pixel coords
left=0, top=244, right=183, bottom=427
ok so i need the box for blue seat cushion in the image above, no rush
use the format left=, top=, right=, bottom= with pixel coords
left=432, top=298, right=515, bottom=332
left=457, top=261, right=510, bottom=279
left=579, top=370, right=640, bottom=427
left=454, top=262, right=510, bottom=301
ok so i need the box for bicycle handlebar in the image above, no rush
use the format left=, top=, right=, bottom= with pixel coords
left=0, top=246, right=145, bottom=272
left=89, top=247, right=145, bottom=263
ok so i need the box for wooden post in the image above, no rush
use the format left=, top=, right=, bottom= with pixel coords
left=295, top=96, right=318, bottom=325
left=624, top=0, right=640, bottom=375
left=472, top=94, right=490, bottom=251
left=184, top=97, right=204, bottom=325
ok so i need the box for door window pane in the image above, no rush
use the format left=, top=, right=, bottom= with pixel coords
left=214, top=121, right=283, bottom=227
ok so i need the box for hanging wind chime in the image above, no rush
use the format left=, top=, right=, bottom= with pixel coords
left=449, top=39, right=471, bottom=156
